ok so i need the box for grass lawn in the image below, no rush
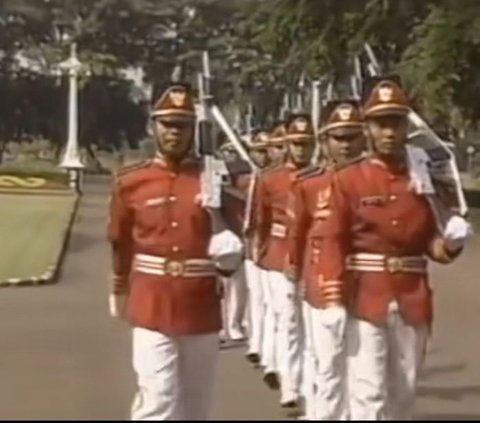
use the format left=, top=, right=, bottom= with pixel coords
left=0, top=193, right=76, bottom=282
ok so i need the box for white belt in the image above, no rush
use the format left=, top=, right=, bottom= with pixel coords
left=134, top=254, right=217, bottom=278
left=270, top=223, right=287, bottom=238
left=346, top=253, right=427, bottom=274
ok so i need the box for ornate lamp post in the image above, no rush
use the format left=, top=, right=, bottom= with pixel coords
left=56, top=42, right=88, bottom=194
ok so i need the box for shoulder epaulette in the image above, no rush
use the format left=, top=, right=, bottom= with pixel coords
left=295, top=164, right=325, bottom=181
left=116, top=159, right=151, bottom=177
left=334, top=155, right=366, bottom=172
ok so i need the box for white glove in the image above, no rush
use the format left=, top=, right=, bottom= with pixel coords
left=109, top=294, right=128, bottom=320
left=443, top=215, right=473, bottom=251
left=208, top=229, right=244, bottom=272
left=321, top=306, right=347, bottom=345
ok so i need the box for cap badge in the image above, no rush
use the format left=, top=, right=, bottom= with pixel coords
left=378, top=85, right=394, bottom=102
left=337, top=104, right=353, bottom=121
left=169, top=90, right=187, bottom=107
left=293, top=118, right=308, bottom=132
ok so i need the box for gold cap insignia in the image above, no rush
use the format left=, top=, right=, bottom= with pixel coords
left=378, top=86, right=393, bottom=102
left=337, top=104, right=353, bottom=121
left=293, top=118, right=308, bottom=132
left=169, top=90, right=187, bottom=107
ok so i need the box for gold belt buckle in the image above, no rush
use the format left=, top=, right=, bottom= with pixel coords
left=386, top=257, right=404, bottom=274
left=166, top=260, right=185, bottom=277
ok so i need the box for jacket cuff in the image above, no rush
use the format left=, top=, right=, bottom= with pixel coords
left=111, top=273, right=129, bottom=295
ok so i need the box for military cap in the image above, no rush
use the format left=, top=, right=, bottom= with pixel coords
left=285, top=113, right=315, bottom=143
left=219, top=142, right=236, bottom=153
left=268, top=121, right=287, bottom=145
left=320, top=99, right=364, bottom=136
left=249, top=131, right=269, bottom=150
left=363, top=75, right=409, bottom=117
left=150, top=82, right=196, bottom=121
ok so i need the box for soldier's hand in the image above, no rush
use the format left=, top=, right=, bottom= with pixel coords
left=443, top=215, right=473, bottom=251
left=252, top=246, right=262, bottom=264
left=109, top=293, right=128, bottom=320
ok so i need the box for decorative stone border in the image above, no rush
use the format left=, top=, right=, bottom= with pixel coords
left=0, top=188, right=73, bottom=196
left=0, top=194, right=81, bottom=287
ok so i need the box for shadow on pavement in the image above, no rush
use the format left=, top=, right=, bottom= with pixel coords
left=419, top=363, right=466, bottom=380
left=418, top=384, right=480, bottom=401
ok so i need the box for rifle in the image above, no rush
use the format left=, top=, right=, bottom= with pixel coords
left=350, top=55, right=362, bottom=100
left=279, top=92, right=291, bottom=121
left=197, top=52, right=256, bottom=170
left=311, top=79, right=321, bottom=138
left=363, top=43, right=469, bottom=221
left=295, top=73, right=307, bottom=113
left=311, top=79, right=322, bottom=164
left=197, top=52, right=228, bottom=209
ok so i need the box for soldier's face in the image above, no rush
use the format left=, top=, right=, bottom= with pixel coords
left=268, top=144, right=286, bottom=164
left=154, top=118, right=194, bottom=159
left=250, top=148, right=269, bottom=168
left=327, top=132, right=365, bottom=164
left=289, top=140, right=314, bottom=166
left=366, top=115, right=408, bottom=158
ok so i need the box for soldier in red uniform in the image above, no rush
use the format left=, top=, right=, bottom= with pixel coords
left=253, top=114, right=315, bottom=407
left=242, top=130, right=271, bottom=363
left=320, top=77, right=472, bottom=420
left=107, top=82, right=244, bottom=420
left=286, top=100, right=365, bottom=419
left=250, top=123, right=288, bottom=375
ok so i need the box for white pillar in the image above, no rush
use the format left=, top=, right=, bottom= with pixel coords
left=59, top=43, right=85, bottom=194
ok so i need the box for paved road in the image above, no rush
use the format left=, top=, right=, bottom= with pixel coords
left=0, top=176, right=479, bottom=420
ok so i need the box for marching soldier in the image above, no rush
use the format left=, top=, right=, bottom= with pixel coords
left=320, top=77, right=472, bottom=420
left=286, top=100, right=365, bottom=419
left=107, top=82, right=244, bottom=420
left=252, top=122, right=288, bottom=375
left=253, top=114, right=315, bottom=407
left=243, top=130, right=272, bottom=363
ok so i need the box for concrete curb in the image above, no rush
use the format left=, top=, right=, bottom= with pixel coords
left=0, top=194, right=81, bottom=287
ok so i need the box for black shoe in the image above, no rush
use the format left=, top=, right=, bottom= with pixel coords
left=281, top=399, right=299, bottom=409
left=263, top=372, right=280, bottom=390
left=246, top=353, right=260, bottom=364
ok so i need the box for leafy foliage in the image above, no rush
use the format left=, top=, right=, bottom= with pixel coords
left=1, top=0, right=480, bottom=157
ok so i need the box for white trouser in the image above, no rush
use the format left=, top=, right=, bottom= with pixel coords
left=260, top=267, right=276, bottom=371
left=131, top=327, right=219, bottom=420
left=244, top=259, right=265, bottom=355
left=347, top=303, right=428, bottom=420
left=300, top=300, right=317, bottom=420
left=221, top=266, right=247, bottom=340
left=267, top=270, right=302, bottom=404
left=310, top=307, right=349, bottom=420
